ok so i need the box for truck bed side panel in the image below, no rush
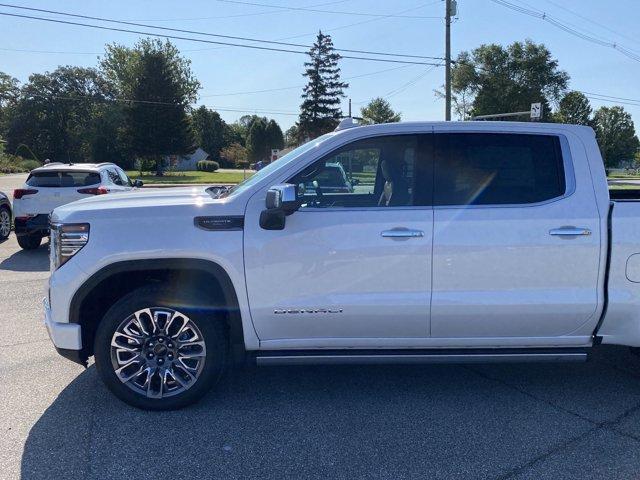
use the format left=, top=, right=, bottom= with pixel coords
left=598, top=201, right=640, bottom=346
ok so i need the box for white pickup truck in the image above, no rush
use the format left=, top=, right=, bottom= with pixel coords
left=45, top=121, right=640, bottom=410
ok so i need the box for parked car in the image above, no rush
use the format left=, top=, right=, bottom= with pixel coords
left=0, top=190, right=11, bottom=242
left=300, top=161, right=355, bottom=194
left=45, top=121, right=640, bottom=410
left=13, top=162, right=141, bottom=250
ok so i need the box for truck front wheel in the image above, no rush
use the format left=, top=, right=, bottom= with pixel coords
left=94, top=286, right=228, bottom=410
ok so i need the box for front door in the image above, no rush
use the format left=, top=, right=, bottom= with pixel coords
left=430, top=130, right=601, bottom=340
left=244, top=134, right=433, bottom=345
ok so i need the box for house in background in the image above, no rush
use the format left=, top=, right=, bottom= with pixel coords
left=163, top=147, right=209, bottom=171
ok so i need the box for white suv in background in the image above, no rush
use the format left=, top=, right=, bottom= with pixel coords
left=13, top=162, right=141, bottom=250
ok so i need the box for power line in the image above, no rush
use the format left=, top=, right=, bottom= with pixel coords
left=0, top=3, right=445, bottom=61
left=201, top=64, right=416, bottom=97
left=487, top=0, right=640, bottom=63
left=386, top=65, right=440, bottom=98
left=128, top=0, right=352, bottom=22
left=183, top=1, right=443, bottom=52
left=0, top=46, right=100, bottom=55
left=25, top=92, right=302, bottom=115
left=0, top=11, right=444, bottom=66
left=214, top=0, right=443, bottom=18
left=0, top=2, right=443, bottom=56
left=353, top=64, right=441, bottom=105
left=542, top=0, right=640, bottom=48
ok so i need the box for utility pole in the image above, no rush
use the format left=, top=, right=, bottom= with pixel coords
left=445, top=0, right=454, bottom=121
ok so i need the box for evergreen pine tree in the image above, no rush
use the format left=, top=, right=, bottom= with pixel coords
left=299, top=31, right=348, bottom=139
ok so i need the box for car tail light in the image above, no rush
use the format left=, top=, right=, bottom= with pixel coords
left=50, top=223, right=90, bottom=270
left=13, top=189, right=38, bottom=199
left=77, top=186, right=108, bottom=195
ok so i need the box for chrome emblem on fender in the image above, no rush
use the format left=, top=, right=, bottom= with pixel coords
left=274, top=308, right=343, bottom=314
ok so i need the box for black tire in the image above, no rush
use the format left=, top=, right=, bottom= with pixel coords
left=0, top=206, right=10, bottom=241
left=94, top=286, right=228, bottom=410
left=17, top=234, right=42, bottom=250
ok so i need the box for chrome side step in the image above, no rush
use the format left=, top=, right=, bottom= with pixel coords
left=255, top=350, right=588, bottom=366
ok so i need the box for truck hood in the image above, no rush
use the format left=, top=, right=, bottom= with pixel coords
left=51, top=186, right=231, bottom=222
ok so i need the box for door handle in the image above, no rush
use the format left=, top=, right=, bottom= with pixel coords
left=381, top=228, right=425, bottom=238
left=549, top=227, right=591, bottom=236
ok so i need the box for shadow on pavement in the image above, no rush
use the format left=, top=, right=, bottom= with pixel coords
left=20, top=347, right=640, bottom=480
left=0, top=241, right=48, bottom=272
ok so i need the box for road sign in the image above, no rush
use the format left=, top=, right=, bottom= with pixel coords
left=530, top=102, right=542, bottom=120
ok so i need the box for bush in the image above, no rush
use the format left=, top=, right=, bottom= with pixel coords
left=220, top=143, right=247, bottom=168
left=0, top=155, right=39, bottom=174
left=21, top=159, right=41, bottom=171
left=197, top=160, right=219, bottom=172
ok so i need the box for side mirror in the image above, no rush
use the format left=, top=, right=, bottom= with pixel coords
left=351, top=178, right=360, bottom=186
left=133, top=179, right=144, bottom=188
left=260, top=184, right=299, bottom=230
left=265, top=184, right=299, bottom=213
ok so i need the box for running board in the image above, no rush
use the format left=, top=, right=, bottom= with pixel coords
left=254, top=348, right=588, bottom=366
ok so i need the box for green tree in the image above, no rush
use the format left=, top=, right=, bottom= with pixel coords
left=360, top=97, right=401, bottom=124
left=220, top=142, right=248, bottom=168
left=593, top=106, right=640, bottom=168
left=191, top=106, right=229, bottom=162
left=451, top=40, right=568, bottom=120
left=0, top=72, right=19, bottom=138
left=284, top=124, right=300, bottom=147
left=246, top=117, right=268, bottom=163
left=101, top=39, right=200, bottom=174
left=89, top=103, right=132, bottom=167
left=554, top=91, right=592, bottom=125
left=6, top=66, right=113, bottom=162
left=299, top=31, right=348, bottom=139
left=265, top=119, right=284, bottom=151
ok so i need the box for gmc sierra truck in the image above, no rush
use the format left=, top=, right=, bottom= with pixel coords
left=45, top=120, right=640, bottom=410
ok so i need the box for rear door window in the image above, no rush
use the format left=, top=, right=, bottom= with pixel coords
left=26, top=171, right=101, bottom=188
left=107, top=169, right=124, bottom=186
left=116, top=168, right=132, bottom=187
left=434, top=133, right=566, bottom=206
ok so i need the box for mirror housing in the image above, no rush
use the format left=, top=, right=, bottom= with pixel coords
left=133, top=179, right=144, bottom=188
left=265, top=183, right=298, bottom=213
left=260, top=184, right=299, bottom=230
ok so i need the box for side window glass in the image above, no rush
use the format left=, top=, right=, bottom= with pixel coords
left=288, top=135, right=418, bottom=209
left=434, top=133, right=566, bottom=206
left=107, top=169, right=123, bottom=186
left=117, top=168, right=132, bottom=187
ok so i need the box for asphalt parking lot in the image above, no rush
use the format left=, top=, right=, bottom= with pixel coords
left=2, top=201, right=640, bottom=479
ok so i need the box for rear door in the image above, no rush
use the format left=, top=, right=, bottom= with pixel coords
left=431, top=130, right=601, bottom=339
left=105, top=168, right=129, bottom=192
left=19, top=170, right=102, bottom=215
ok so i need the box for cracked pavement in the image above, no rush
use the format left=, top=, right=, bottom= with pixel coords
left=2, top=172, right=640, bottom=479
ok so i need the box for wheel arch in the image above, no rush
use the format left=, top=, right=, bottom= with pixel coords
left=70, top=258, right=246, bottom=363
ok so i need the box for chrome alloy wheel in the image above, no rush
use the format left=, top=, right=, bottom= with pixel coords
left=0, top=208, right=10, bottom=238
left=110, top=307, right=207, bottom=399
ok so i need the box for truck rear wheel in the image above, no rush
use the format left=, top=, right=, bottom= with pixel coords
left=94, top=286, right=228, bottom=410
left=17, top=234, right=42, bottom=250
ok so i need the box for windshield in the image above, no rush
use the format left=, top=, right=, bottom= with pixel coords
left=217, top=133, right=335, bottom=198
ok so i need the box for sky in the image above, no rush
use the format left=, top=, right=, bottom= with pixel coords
left=0, top=0, right=638, bottom=130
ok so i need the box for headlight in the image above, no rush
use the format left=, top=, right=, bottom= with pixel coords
left=50, top=223, right=90, bottom=271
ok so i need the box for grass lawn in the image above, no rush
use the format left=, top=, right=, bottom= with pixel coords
left=126, top=170, right=252, bottom=185
left=608, top=172, right=640, bottom=180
